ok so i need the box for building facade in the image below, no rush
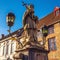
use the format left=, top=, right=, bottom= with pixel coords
left=0, top=28, right=24, bottom=60
left=0, top=7, right=60, bottom=60
left=37, top=7, right=60, bottom=60
left=0, top=34, right=16, bottom=60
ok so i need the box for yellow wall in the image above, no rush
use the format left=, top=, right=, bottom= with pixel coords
left=47, top=23, right=60, bottom=60
left=38, top=23, right=60, bottom=60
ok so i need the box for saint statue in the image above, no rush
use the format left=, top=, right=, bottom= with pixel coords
left=22, top=2, right=39, bottom=46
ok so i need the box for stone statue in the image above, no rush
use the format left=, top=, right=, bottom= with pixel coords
left=22, top=2, right=39, bottom=47
left=22, top=3, right=38, bottom=27
left=13, top=3, right=49, bottom=60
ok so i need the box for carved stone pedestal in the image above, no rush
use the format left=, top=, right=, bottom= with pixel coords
left=13, top=46, right=49, bottom=60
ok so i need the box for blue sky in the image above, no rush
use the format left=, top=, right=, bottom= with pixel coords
left=0, top=0, right=60, bottom=36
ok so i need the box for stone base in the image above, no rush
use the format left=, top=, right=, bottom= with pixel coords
left=13, top=46, right=49, bottom=60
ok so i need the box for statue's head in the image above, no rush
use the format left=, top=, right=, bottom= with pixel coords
left=28, top=4, right=34, bottom=13
left=29, top=4, right=34, bottom=9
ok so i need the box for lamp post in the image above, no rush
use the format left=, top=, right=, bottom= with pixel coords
left=6, top=12, right=15, bottom=34
left=42, top=25, right=48, bottom=48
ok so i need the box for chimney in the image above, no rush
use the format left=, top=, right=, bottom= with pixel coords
left=1, top=34, right=5, bottom=38
left=54, top=7, right=60, bottom=16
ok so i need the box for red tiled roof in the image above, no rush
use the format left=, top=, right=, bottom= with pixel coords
left=54, top=7, right=60, bottom=11
left=37, top=12, right=60, bottom=29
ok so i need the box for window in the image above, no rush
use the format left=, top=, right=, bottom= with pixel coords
left=6, top=41, right=9, bottom=55
left=48, top=37, right=57, bottom=51
left=56, top=10, right=60, bottom=16
left=11, top=42, right=15, bottom=54
left=3, top=43, right=6, bottom=56
left=54, top=7, right=60, bottom=16
left=0, top=44, right=3, bottom=56
left=48, top=25, right=54, bottom=34
left=3, top=46, right=5, bottom=55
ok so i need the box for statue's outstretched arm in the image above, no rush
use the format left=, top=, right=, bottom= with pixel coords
left=22, top=2, right=31, bottom=10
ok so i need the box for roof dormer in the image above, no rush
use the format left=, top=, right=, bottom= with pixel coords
left=54, top=7, right=60, bottom=16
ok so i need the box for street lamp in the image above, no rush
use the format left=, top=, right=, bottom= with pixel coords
left=42, top=25, right=48, bottom=37
left=42, top=25, right=48, bottom=47
left=6, top=12, right=15, bottom=34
